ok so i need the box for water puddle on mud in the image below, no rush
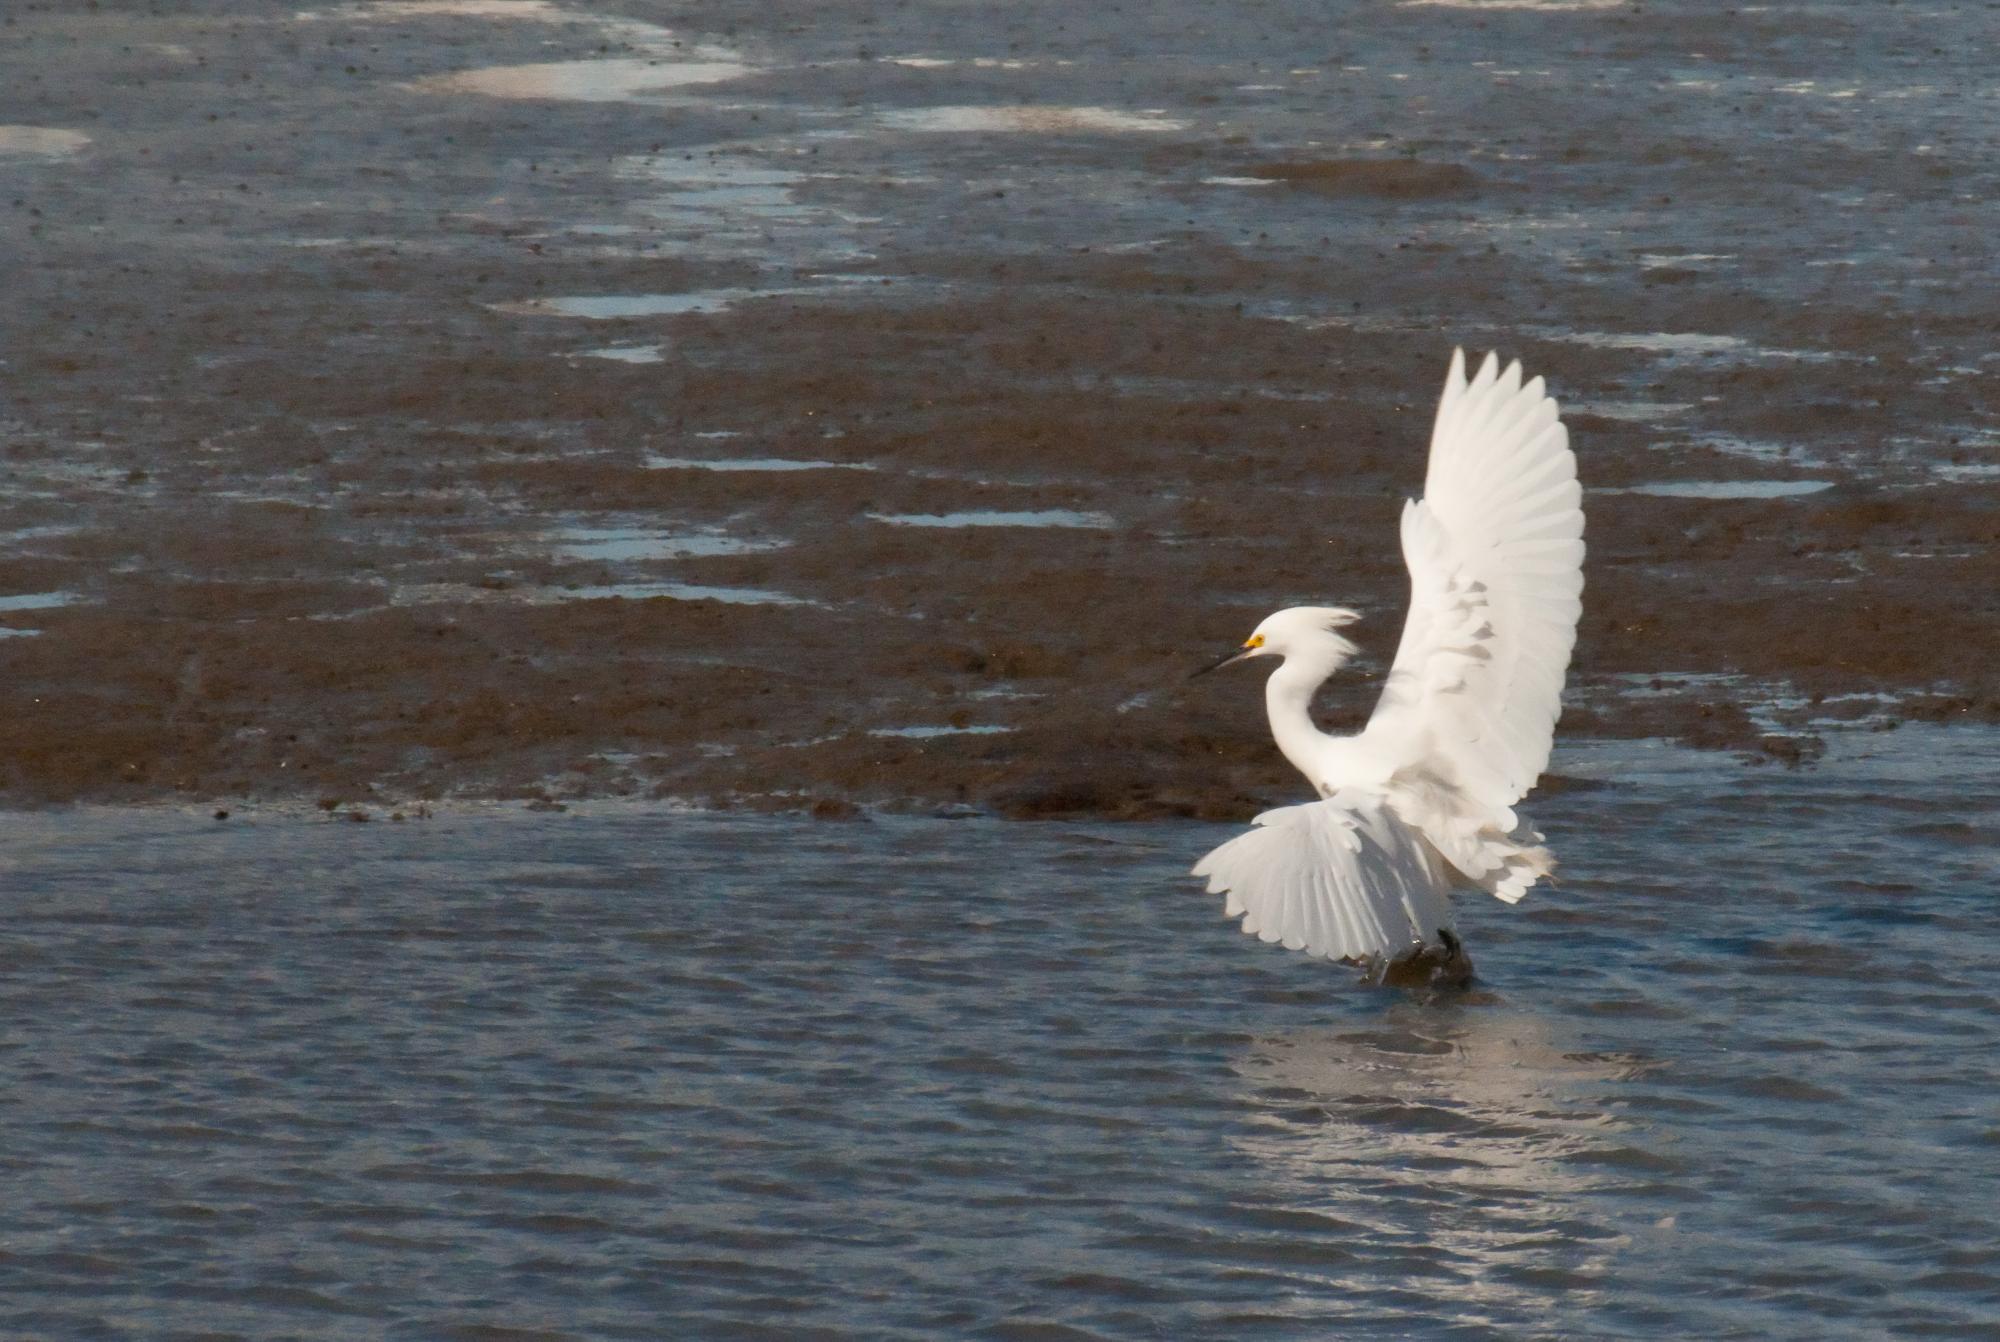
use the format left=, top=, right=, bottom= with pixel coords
left=363, top=0, right=751, bottom=103
left=0, top=590, right=84, bottom=637
left=868, top=509, right=1114, bottom=529
left=560, top=581, right=806, bottom=605
left=574, top=344, right=665, bottom=364
left=868, top=725, right=1015, bottom=739
left=1612, top=671, right=1749, bottom=699
left=610, top=152, right=874, bottom=268
left=416, top=57, right=750, bottom=102
left=548, top=524, right=787, bottom=561
left=1638, top=252, right=1736, bottom=268
left=1574, top=399, right=1694, bottom=422
left=880, top=106, right=1187, bottom=133
left=1610, top=480, right=1834, bottom=500
left=306, top=0, right=717, bottom=53
left=1931, top=461, right=2000, bottom=483
left=1683, top=433, right=1826, bottom=467
left=392, top=580, right=809, bottom=608
left=1539, top=328, right=1842, bottom=364
left=0, top=525, right=80, bottom=550
left=0, top=127, right=90, bottom=160
left=885, top=57, right=1061, bottom=70
left=308, top=0, right=560, bottom=15
left=490, top=290, right=795, bottom=319
left=1401, top=0, right=1621, bottom=10
left=644, top=455, right=875, bottom=473
left=0, top=591, right=83, bottom=613
left=619, top=157, right=810, bottom=223
left=1603, top=671, right=1888, bottom=734
left=1553, top=330, right=1749, bottom=355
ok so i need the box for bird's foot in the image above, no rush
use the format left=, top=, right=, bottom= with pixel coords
left=1375, top=927, right=1475, bottom=991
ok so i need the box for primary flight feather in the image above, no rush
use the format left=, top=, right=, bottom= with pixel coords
left=1190, top=349, right=1585, bottom=976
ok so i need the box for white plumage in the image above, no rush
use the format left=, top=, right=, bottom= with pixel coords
left=1192, top=349, right=1585, bottom=971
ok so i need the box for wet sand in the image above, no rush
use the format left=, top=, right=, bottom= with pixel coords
left=3, top=0, right=1996, bottom=814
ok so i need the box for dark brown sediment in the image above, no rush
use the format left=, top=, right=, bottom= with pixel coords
left=1, top=1, right=1994, bottom=814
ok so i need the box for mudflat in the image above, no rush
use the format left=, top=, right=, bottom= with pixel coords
left=3, top=1, right=1994, bottom=816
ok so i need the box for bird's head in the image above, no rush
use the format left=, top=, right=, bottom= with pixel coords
left=1191, top=606, right=1360, bottom=678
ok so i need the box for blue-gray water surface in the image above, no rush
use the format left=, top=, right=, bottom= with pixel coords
left=3, top=728, right=1997, bottom=1341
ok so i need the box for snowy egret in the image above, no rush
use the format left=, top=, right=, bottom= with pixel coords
left=1191, top=349, right=1584, bottom=982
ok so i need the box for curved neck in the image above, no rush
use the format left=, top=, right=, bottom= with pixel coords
left=1265, top=655, right=1338, bottom=785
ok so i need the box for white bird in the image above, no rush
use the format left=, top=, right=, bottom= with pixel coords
left=1190, top=349, right=1584, bottom=981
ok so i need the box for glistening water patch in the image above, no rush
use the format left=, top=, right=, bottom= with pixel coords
left=489, top=290, right=804, bottom=319
left=0, top=127, right=90, bottom=160
left=548, top=524, right=788, bottom=562
left=574, top=344, right=665, bottom=364
left=620, top=156, right=812, bottom=226
left=867, top=509, right=1114, bottom=529
left=0, top=590, right=83, bottom=638
left=608, top=149, right=875, bottom=269
left=1574, top=400, right=1695, bottom=423
left=412, top=58, right=750, bottom=102
left=4, top=728, right=1998, bottom=1339
left=867, top=725, right=1014, bottom=739
left=1401, top=0, right=1622, bottom=9
left=1609, top=480, right=1834, bottom=500
left=1535, top=327, right=1842, bottom=364
left=561, top=581, right=806, bottom=605
left=303, top=0, right=569, bottom=17
left=371, top=0, right=744, bottom=100
left=0, top=591, right=82, bottom=612
left=644, top=455, right=876, bottom=473
left=880, top=106, right=1187, bottom=133
left=392, top=579, right=809, bottom=607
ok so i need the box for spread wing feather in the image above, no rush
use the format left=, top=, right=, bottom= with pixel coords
left=1192, top=792, right=1458, bottom=964
left=1191, top=350, right=1583, bottom=965
left=1366, top=349, right=1585, bottom=817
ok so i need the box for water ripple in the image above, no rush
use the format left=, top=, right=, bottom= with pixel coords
left=1, top=729, right=1997, bottom=1336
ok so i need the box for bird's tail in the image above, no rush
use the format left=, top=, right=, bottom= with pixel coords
left=1398, top=787, right=1555, bottom=905
left=1475, top=831, right=1553, bottom=905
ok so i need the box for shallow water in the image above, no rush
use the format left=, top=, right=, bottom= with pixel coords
left=4, top=727, right=1996, bottom=1339
left=546, top=522, right=788, bottom=562
left=643, top=455, right=877, bottom=474
left=1611, top=480, right=1835, bottom=500
left=869, top=509, right=1117, bottom=530
left=489, top=290, right=786, bottom=319
left=574, top=343, right=665, bottom=365
left=0, top=591, right=82, bottom=613
left=0, top=125, right=91, bottom=160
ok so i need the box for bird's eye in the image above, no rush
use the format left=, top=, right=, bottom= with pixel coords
left=1244, top=634, right=1265, bottom=649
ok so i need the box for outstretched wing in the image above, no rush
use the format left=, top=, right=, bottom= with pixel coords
left=1365, top=349, right=1584, bottom=818
left=1192, top=791, right=1458, bottom=964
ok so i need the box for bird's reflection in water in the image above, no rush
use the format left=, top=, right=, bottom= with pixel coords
left=1228, top=998, right=1662, bottom=1325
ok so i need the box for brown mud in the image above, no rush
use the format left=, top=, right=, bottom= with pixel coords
left=1, top=1, right=1995, bottom=816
